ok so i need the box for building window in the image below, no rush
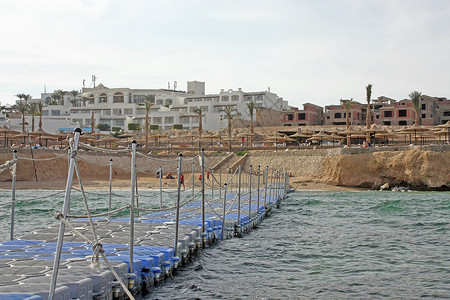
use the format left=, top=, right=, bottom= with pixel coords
left=422, top=114, right=426, bottom=118
left=51, top=110, right=61, bottom=116
left=399, top=120, right=407, bottom=125
left=165, top=99, right=173, bottom=106
left=104, top=110, right=111, bottom=115
left=88, top=95, right=94, bottom=105
left=297, top=113, right=305, bottom=120
left=113, top=120, right=124, bottom=126
left=99, top=94, right=107, bottom=103
left=231, top=95, right=239, bottom=102
left=153, top=117, right=162, bottom=124
left=124, top=108, right=133, bottom=115
left=165, top=117, right=174, bottom=124
left=384, top=111, right=393, bottom=117
left=221, top=96, right=229, bottom=102
left=113, top=93, right=124, bottom=103
left=383, top=121, right=391, bottom=125
left=422, top=104, right=426, bottom=110
left=113, top=109, right=122, bottom=116
left=156, top=99, right=164, bottom=105
left=287, top=114, right=293, bottom=121
left=398, top=110, right=407, bottom=117
left=334, top=113, right=342, bottom=118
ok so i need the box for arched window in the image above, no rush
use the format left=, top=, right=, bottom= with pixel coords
left=221, top=96, right=229, bottom=102
left=88, top=94, right=94, bottom=105
left=156, top=99, right=164, bottom=105
left=99, top=93, right=107, bottom=103
left=113, top=92, right=124, bottom=103
left=231, top=95, right=239, bottom=102
left=165, top=99, right=173, bottom=106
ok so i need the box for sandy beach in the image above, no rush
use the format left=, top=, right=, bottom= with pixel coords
left=0, top=172, right=361, bottom=192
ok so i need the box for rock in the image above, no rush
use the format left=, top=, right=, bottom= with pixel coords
left=380, top=183, right=390, bottom=190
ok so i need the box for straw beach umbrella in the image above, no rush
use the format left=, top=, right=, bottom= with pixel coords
left=403, top=123, right=429, bottom=145
left=307, top=130, right=330, bottom=148
left=339, top=125, right=359, bottom=147
left=364, top=124, right=387, bottom=145
left=437, top=121, right=450, bottom=143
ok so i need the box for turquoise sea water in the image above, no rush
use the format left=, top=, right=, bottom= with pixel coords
left=1, top=190, right=449, bottom=299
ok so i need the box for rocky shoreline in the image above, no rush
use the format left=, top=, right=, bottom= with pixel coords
left=0, top=145, right=449, bottom=191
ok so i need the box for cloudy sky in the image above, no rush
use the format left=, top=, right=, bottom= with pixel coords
left=1, top=0, right=449, bottom=108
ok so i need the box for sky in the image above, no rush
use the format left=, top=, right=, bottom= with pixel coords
left=1, top=0, right=450, bottom=108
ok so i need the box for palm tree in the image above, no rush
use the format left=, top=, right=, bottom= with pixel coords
left=221, top=106, right=238, bottom=139
left=80, top=96, right=89, bottom=107
left=365, top=84, right=373, bottom=142
left=365, top=84, right=372, bottom=129
left=51, top=90, right=63, bottom=106
left=341, top=98, right=354, bottom=147
left=69, top=90, right=79, bottom=107
left=247, top=101, right=256, bottom=145
left=142, top=94, right=155, bottom=152
left=341, top=98, right=354, bottom=129
left=29, top=102, right=38, bottom=132
left=193, top=108, right=203, bottom=147
left=13, top=101, right=30, bottom=132
left=37, top=101, right=44, bottom=131
left=409, top=91, right=422, bottom=125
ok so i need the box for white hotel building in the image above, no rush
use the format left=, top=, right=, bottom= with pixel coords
left=39, top=81, right=289, bottom=132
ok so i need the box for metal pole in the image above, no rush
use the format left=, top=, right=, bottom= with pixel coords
left=264, top=166, right=268, bottom=207
left=270, top=168, right=274, bottom=206
left=248, top=165, right=252, bottom=222
left=219, top=168, right=222, bottom=199
left=201, top=148, right=206, bottom=248
left=257, top=165, right=260, bottom=220
left=135, top=172, right=140, bottom=218
left=192, top=162, right=195, bottom=198
left=237, top=165, right=241, bottom=228
left=49, top=128, right=81, bottom=300
left=129, top=140, right=137, bottom=274
left=222, top=183, right=227, bottom=240
left=211, top=169, right=214, bottom=199
left=10, top=150, right=17, bottom=241
left=174, top=154, right=183, bottom=254
left=108, top=159, right=113, bottom=220
left=159, top=166, right=163, bottom=209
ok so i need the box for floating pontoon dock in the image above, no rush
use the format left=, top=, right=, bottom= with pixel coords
left=0, top=129, right=290, bottom=300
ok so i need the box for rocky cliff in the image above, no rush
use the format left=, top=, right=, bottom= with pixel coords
left=245, top=146, right=450, bottom=190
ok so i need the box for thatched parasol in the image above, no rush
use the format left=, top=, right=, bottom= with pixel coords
left=403, top=123, right=429, bottom=145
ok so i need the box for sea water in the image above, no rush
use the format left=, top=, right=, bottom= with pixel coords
left=0, top=190, right=449, bottom=299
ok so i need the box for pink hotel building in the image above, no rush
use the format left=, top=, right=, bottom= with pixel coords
left=282, top=95, right=450, bottom=127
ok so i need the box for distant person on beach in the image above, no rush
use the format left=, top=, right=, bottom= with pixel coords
left=199, top=174, right=202, bottom=181
left=207, top=171, right=210, bottom=179
left=180, top=173, right=185, bottom=190
left=165, top=173, right=174, bottom=179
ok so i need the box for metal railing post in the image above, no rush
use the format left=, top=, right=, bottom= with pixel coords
left=192, top=162, right=195, bottom=198
left=264, top=166, right=268, bottom=207
left=10, top=150, right=17, bottom=241
left=237, top=165, right=242, bottom=230
left=201, top=148, right=206, bottom=248
left=257, top=165, right=260, bottom=220
left=129, top=140, right=137, bottom=274
left=222, top=183, right=227, bottom=240
left=248, top=165, right=252, bottom=222
left=108, top=159, right=113, bottom=220
left=174, top=154, right=183, bottom=255
left=49, top=128, right=81, bottom=300
left=159, top=166, right=163, bottom=209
